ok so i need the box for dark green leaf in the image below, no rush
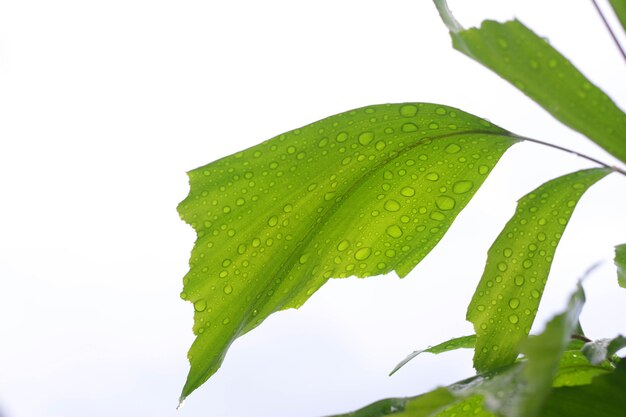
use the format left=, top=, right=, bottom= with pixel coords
left=581, top=335, right=626, bottom=365
left=616, top=244, right=626, bottom=288
left=609, top=0, right=626, bottom=34
left=540, top=359, right=626, bottom=417
left=178, top=103, right=518, bottom=400
left=390, top=335, right=476, bottom=376
left=467, top=168, right=610, bottom=372
left=434, top=0, right=626, bottom=164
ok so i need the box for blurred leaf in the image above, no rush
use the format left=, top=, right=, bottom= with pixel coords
left=616, top=244, right=626, bottom=288
left=512, top=283, right=586, bottom=417
left=434, top=0, right=626, bottom=164
left=540, top=359, right=626, bottom=417
left=390, top=335, right=475, bottom=376
left=467, top=168, right=610, bottom=372
left=582, top=335, right=626, bottom=365
left=178, top=103, right=518, bottom=400
left=609, top=0, right=626, bottom=34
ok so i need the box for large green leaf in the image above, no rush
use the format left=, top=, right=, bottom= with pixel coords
left=467, top=168, right=610, bottom=372
left=616, top=244, right=626, bottom=288
left=609, top=0, right=626, bottom=34
left=390, top=335, right=476, bottom=376
left=434, top=0, right=626, bottom=164
left=177, top=103, right=518, bottom=400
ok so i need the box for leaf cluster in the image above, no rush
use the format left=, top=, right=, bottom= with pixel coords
left=177, top=1, right=626, bottom=415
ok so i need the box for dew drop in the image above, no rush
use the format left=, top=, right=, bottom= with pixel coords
left=508, top=314, right=519, bottom=324
left=497, top=262, right=508, bottom=272
left=386, top=225, right=403, bottom=238
left=401, top=123, right=418, bottom=132
left=523, top=259, right=533, bottom=269
left=452, top=180, right=473, bottom=194
left=503, top=248, right=513, bottom=258
left=435, top=107, right=447, bottom=115
left=336, top=132, right=348, bottom=142
left=399, top=104, right=418, bottom=117
left=194, top=299, right=207, bottom=312
left=477, top=304, right=486, bottom=312
left=400, top=187, right=415, bottom=197
left=337, top=240, right=350, bottom=251
left=425, top=172, right=439, bottom=181
left=478, top=165, right=490, bottom=175
left=223, top=284, right=233, bottom=295
left=435, top=196, right=456, bottom=211
left=514, top=275, right=525, bottom=286
left=508, top=298, right=520, bottom=309
left=267, top=216, right=278, bottom=227
left=222, top=317, right=231, bottom=325
left=358, top=132, right=374, bottom=145
left=384, top=199, right=401, bottom=212
left=531, top=289, right=540, bottom=299
left=445, top=143, right=461, bottom=154
left=354, top=247, right=372, bottom=260
left=430, top=211, right=445, bottom=221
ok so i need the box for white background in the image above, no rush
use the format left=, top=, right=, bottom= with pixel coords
left=1, top=1, right=626, bottom=416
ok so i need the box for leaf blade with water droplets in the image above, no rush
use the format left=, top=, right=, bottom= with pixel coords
left=177, top=103, right=519, bottom=400
left=467, top=168, right=611, bottom=373
left=434, top=0, right=626, bottom=164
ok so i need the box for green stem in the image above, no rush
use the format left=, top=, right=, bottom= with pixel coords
left=511, top=134, right=626, bottom=177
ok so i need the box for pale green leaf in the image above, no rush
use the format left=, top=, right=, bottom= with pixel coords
left=616, top=244, right=626, bottom=288
left=609, top=0, right=626, bottom=34
left=434, top=0, right=626, bottom=164
left=390, top=335, right=475, bottom=376
left=467, top=168, right=611, bottom=373
left=178, top=103, right=518, bottom=400
left=581, top=335, right=626, bottom=365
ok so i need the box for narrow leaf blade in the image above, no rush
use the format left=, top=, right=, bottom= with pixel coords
left=390, top=335, right=476, bottom=376
left=467, top=168, right=611, bottom=373
left=615, top=244, right=626, bottom=288
left=178, top=103, right=518, bottom=399
left=435, top=0, right=626, bottom=164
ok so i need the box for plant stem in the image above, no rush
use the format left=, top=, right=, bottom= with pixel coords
left=511, top=133, right=626, bottom=177
left=591, top=0, right=626, bottom=64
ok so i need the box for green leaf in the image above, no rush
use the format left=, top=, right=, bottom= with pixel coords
left=467, top=168, right=611, bottom=373
left=581, top=335, right=626, bottom=365
left=609, top=0, right=626, bottom=34
left=540, top=359, right=626, bottom=417
left=616, top=244, right=626, bottom=288
left=178, top=103, right=518, bottom=400
left=434, top=0, right=626, bottom=164
left=390, top=335, right=476, bottom=376
left=553, top=350, right=612, bottom=387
